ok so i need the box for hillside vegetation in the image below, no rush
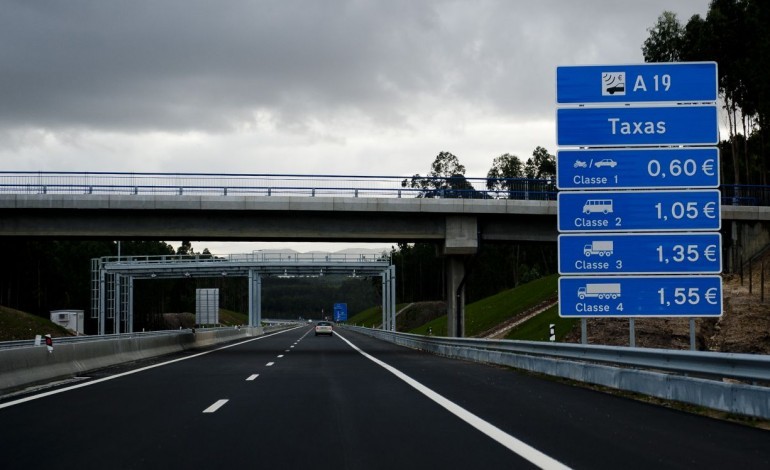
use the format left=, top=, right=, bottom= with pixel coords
left=0, top=305, right=74, bottom=341
left=409, top=274, right=558, bottom=337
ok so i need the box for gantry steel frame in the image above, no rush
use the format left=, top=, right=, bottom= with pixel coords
left=91, top=252, right=395, bottom=335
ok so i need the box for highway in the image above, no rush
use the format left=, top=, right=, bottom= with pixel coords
left=1, top=326, right=768, bottom=469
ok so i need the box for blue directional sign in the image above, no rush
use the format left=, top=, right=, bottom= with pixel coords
left=558, top=189, right=720, bottom=232
left=557, top=62, right=718, bottom=104
left=558, top=275, right=723, bottom=318
left=558, top=233, right=722, bottom=275
left=557, top=148, right=720, bottom=190
left=557, top=105, right=718, bottom=147
left=333, top=303, right=348, bottom=322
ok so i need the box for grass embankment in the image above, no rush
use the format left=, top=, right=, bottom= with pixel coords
left=347, top=304, right=408, bottom=328
left=0, top=305, right=74, bottom=341
left=505, top=305, right=576, bottom=342
left=219, top=309, right=248, bottom=326
left=409, top=274, right=560, bottom=337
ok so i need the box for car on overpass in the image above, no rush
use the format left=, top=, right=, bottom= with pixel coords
left=314, top=321, right=333, bottom=336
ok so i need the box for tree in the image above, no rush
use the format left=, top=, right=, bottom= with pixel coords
left=524, top=146, right=556, bottom=179
left=642, top=11, right=685, bottom=62
left=402, top=151, right=481, bottom=198
left=486, top=153, right=524, bottom=194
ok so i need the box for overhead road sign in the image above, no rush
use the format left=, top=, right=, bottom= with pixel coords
left=334, top=303, right=348, bottom=322
left=557, top=105, right=718, bottom=147
left=556, top=62, right=718, bottom=104
left=558, top=275, right=723, bottom=318
left=558, top=233, right=722, bottom=275
left=557, top=189, right=721, bottom=232
left=556, top=148, right=719, bottom=190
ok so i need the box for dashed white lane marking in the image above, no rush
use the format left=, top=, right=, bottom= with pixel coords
left=334, top=332, right=571, bottom=470
left=203, top=399, right=229, bottom=413
left=0, top=327, right=301, bottom=410
left=290, top=345, right=295, bottom=348
left=277, top=354, right=284, bottom=358
left=266, top=362, right=275, bottom=367
left=246, top=374, right=259, bottom=381
left=285, top=349, right=290, bottom=352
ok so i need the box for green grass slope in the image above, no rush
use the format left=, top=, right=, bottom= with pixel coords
left=219, top=308, right=248, bottom=326
left=0, top=305, right=74, bottom=341
left=409, top=274, right=559, bottom=337
left=347, top=304, right=408, bottom=328
left=505, top=305, right=576, bottom=342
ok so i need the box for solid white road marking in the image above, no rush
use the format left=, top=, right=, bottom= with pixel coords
left=203, top=399, right=229, bottom=413
left=335, top=332, right=571, bottom=470
left=266, top=362, right=275, bottom=367
left=246, top=374, right=259, bottom=381
left=0, top=327, right=301, bottom=410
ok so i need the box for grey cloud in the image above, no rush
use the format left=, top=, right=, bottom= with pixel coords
left=0, top=0, right=708, bottom=134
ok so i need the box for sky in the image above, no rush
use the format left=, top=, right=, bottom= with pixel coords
left=1, top=0, right=710, bottom=254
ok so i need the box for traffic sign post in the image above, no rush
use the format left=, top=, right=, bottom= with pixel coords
left=558, top=233, right=722, bottom=275
left=556, top=61, right=722, bottom=324
left=558, top=275, right=723, bottom=318
left=557, top=148, right=719, bottom=190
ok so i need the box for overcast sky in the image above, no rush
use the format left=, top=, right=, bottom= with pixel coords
left=1, top=0, right=710, bottom=253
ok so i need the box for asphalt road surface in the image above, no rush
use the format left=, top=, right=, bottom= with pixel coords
left=1, top=326, right=768, bottom=469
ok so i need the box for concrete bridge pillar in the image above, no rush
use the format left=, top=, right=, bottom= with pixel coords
left=444, top=215, right=478, bottom=337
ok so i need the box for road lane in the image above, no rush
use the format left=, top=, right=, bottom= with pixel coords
left=1, top=326, right=768, bottom=469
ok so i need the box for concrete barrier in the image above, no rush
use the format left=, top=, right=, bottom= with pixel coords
left=0, top=327, right=268, bottom=394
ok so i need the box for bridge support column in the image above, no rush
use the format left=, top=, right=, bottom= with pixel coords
left=248, top=270, right=262, bottom=327
left=444, top=215, right=478, bottom=338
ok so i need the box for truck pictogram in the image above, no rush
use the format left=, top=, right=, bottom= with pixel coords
left=583, top=241, right=614, bottom=257
left=577, top=283, right=621, bottom=300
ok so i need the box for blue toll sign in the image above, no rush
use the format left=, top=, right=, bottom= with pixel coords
left=557, top=105, right=718, bottom=147
left=556, top=148, right=719, bottom=190
left=557, top=189, right=721, bottom=232
left=556, top=62, right=718, bottom=104
left=558, top=233, right=722, bottom=275
left=333, top=303, right=348, bottom=322
left=558, top=275, right=723, bottom=318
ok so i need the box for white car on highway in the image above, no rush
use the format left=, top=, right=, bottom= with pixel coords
left=314, top=321, right=333, bottom=336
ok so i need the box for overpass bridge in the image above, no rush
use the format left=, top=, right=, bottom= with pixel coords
left=2, top=171, right=770, bottom=336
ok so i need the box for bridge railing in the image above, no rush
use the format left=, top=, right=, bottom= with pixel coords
left=0, top=171, right=557, bottom=200
left=5, top=172, right=769, bottom=206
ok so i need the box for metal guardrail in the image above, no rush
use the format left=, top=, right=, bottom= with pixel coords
left=345, top=326, right=770, bottom=418
left=0, top=324, right=292, bottom=351
left=347, top=327, right=770, bottom=383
